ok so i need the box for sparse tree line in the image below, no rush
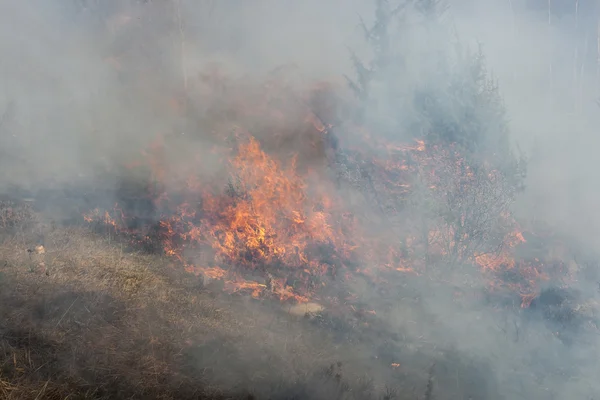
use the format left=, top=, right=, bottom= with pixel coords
left=341, top=0, right=527, bottom=269
left=80, top=0, right=572, bottom=297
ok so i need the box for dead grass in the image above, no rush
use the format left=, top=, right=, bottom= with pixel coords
left=0, top=199, right=575, bottom=399
left=0, top=203, right=410, bottom=399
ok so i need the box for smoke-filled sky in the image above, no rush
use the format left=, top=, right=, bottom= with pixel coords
left=1, top=1, right=600, bottom=399
left=1, top=0, right=598, bottom=232
left=451, top=0, right=600, bottom=248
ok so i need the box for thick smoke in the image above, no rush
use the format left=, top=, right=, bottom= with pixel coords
left=0, top=1, right=599, bottom=399
left=453, top=0, right=600, bottom=248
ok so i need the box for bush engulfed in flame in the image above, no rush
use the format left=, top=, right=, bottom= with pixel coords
left=163, top=136, right=358, bottom=301
left=86, top=130, right=360, bottom=302
left=84, top=79, right=570, bottom=307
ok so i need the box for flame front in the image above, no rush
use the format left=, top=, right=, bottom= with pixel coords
left=83, top=79, right=573, bottom=307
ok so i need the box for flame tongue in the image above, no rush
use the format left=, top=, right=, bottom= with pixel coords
left=83, top=83, right=568, bottom=308
left=97, top=134, right=356, bottom=303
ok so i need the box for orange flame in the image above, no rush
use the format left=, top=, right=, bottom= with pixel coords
left=82, top=78, right=572, bottom=308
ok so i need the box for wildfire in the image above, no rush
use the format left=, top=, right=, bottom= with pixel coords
left=83, top=78, right=572, bottom=309
left=474, top=229, right=544, bottom=307
left=85, top=133, right=361, bottom=303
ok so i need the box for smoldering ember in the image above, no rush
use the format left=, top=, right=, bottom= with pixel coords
left=1, top=1, right=600, bottom=399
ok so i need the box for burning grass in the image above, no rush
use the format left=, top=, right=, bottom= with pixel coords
left=0, top=184, right=599, bottom=399
left=82, top=113, right=567, bottom=311
left=0, top=199, right=564, bottom=400
left=0, top=203, right=422, bottom=399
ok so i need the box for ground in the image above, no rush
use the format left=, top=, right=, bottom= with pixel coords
left=0, top=200, right=597, bottom=399
left=0, top=201, right=407, bottom=399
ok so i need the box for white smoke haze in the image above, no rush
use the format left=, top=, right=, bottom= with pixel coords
left=451, top=0, right=600, bottom=247
left=0, top=1, right=599, bottom=399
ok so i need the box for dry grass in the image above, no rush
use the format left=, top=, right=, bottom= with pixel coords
left=0, top=203, right=408, bottom=399
left=2, top=199, right=586, bottom=399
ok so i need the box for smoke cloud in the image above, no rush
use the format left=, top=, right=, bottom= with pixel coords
left=0, top=1, right=599, bottom=399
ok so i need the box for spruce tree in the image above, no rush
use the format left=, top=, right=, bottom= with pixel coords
left=346, top=0, right=527, bottom=265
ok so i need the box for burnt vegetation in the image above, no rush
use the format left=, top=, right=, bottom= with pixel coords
left=1, top=0, right=600, bottom=399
